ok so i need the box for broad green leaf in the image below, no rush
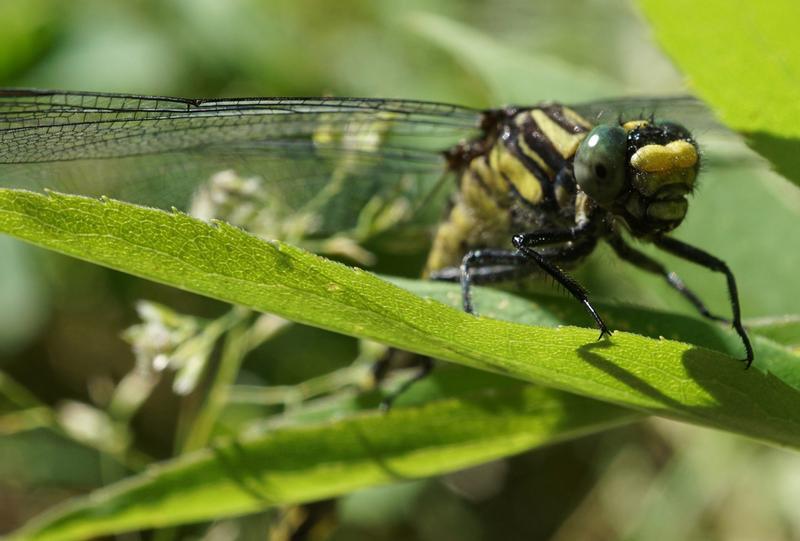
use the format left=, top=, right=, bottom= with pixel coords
left=397, top=279, right=800, bottom=392
left=9, top=384, right=636, bottom=541
left=0, top=189, right=798, bottom=449
left=637, top=0, right=800, bottom=188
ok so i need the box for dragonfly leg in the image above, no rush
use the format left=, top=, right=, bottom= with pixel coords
left=510, top=233, right=611, bottom=339
left=652, top=235, right=754, bottom=367
left=607, top=235, right=730, bottom=323
left=458, top=249, right=533, bottom=314
left=455, top=228, right=610, bottom=340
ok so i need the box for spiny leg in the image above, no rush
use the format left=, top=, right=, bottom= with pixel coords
left=512, top=234, right=611, bottom=339
left=429, top=263, right=533, bottom=284
left=653, top=236, right=754, bottom=367
left=457, top=249, right=537, bottom=313
left=455, top=226, right=610, bottom=338
left=607, top=235, right=730, bottom=323
left=448, top=225, right=591, bottom=309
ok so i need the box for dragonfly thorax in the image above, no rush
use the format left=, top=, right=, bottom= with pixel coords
left=426, top=104, right=595, bottom=274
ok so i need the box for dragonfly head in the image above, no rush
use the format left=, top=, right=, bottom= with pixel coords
left=574, top=118, right=699, bottom=234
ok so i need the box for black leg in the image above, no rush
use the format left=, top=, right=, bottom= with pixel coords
left=430, top=263, right=534, bottom=283
left=454, top=224, right=611, bottom=339
left=653, top=236, right=754, bottom=367
left=458, top=249, right=536, bottom=313
left=511, top=235, right=611, bottom=339
left=607, top=235, right=730, bottom=323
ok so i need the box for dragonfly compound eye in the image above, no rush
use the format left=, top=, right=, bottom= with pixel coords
left=574, top=124, right=627, bottom=206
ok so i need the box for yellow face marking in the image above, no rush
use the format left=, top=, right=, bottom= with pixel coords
left=632, top=167, right=695, bottom=197
left=630, top=140, right=698, bottom=172
left=489, top=144, right=543, bottom=204
left=623, top=120, right=649, bottom=132
left=531, top=109, right=585, bottom=159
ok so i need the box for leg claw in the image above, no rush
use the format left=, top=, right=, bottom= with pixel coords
left=597, top=328, right=613, bottom=341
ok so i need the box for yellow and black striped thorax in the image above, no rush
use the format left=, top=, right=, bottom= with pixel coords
left=450, top=104, right=593, bottom=212
left=426, top=104, right=594, bottom=273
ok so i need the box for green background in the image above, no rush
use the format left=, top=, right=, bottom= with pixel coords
left=1, top=1, right=798, bottom=540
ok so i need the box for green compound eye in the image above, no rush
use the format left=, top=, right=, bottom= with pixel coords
left=574, top=125, right=628, bottom=206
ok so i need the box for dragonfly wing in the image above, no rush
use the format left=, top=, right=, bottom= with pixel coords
left=570, top=95, right=724, bottom=131
left=0, top=90, right=482, bottom=236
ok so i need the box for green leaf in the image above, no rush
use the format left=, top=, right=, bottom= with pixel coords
left=9, top=384, right=635, bottom=541
left=0, top=189, right=798, bottom=448
left=636, top=0, right=800, bottom=188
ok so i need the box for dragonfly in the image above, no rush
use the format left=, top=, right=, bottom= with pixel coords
left=0, top=89, right=753, bottom=371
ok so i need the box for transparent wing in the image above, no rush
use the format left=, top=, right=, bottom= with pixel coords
left=0, top=89, right=482, bottom=236
left=570, top=95, right=724, bottom=132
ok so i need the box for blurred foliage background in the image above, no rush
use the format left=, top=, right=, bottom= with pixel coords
left=1, top=0, right=799, bottom=540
